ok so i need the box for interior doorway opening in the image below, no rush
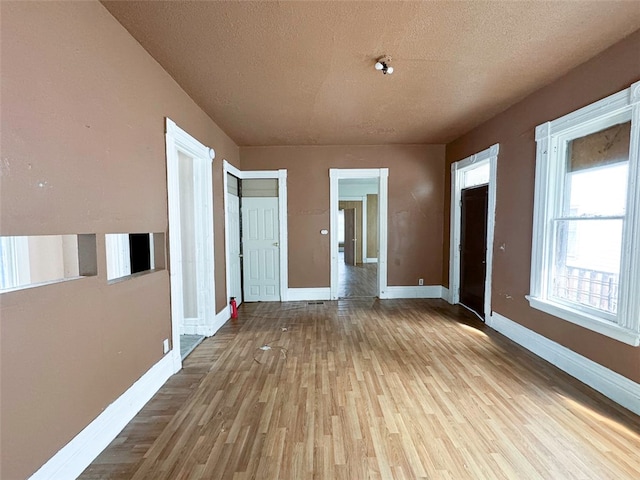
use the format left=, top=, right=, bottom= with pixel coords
left=449, top=144, right=498, bottom=321
left=223, top=160, right=289, bottom=305
left=330, top=169, right=389, bottom=300
left=165, top=118, right=216, bottom=372
left=337, top=180, right=379, bottom=298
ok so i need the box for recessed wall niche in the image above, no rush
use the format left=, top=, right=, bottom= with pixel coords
left=0, top=234, right=97, bottom=292
left=105, top=232, right=165, bottom=281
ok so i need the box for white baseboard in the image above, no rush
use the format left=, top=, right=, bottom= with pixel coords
left=488, top=312, right=640, bottom=416
left=287, top=287, right=331, bottom=301
left=181, top=325, right=215, bottom=336
left=29, top=353, right=174, bottom=480
left=441, top=287, right=450, bottom=302
left=180, top=306, right=230, bottom=337
left=212, top=305, right=230, bottom=334
left=380, top=285, right=444, bottom=299
left=364, top=258, right=378, bottom=264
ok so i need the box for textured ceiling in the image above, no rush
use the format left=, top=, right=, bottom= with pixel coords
left=101, top=1, right=640, bottom=146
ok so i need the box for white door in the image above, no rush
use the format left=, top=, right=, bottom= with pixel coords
left=242, top=197, right=280, bottom=301
left=228, top=193, right=243, bottom=305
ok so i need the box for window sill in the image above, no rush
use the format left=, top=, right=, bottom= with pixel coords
left=526, top=296, right=640, bottom=346
left=107, top=268, right=164, bottom=285
left=0, top=276, right=87, bottom=294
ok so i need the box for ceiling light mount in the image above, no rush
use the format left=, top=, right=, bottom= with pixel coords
left=374, top=56, right=394, bottom=75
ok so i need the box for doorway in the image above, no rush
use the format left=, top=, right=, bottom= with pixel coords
left=330, top=169, right=389, bottom=300
left=241, top=181, right=280, bottom=302
left=165, top=118, right=216, bottom=372
left=223, top=160, right=288, bottom=304
left=449, top=144, right=498, bottom=321
left=460, top=185, right=489, bottom=318
left=342, top=207, right=357, bottom=266
left=226, top=173, right=242, bottom=306
left=337, top=188, right=378, bottom=297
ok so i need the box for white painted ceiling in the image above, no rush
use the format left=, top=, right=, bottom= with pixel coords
left=102, top=1, right=640, bottom=146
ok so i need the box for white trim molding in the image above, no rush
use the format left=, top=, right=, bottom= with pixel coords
left=165, top=118, right=217, bottom=374
left=529, top=81, right=640, bottom=346
left=213, top=305, right=231, bottom=332
left=440, top=287, right=450, bottom=301
left=380, top=285, right=445, bottom=299
left=448, top=144, right=499, bottom=320
left=0, top=236, right=30, bottom=289
left=488, top=312, right=640, bottom=416
left=277, top=169, right=289, bottom=301
left=29, top=354, right=174, bottom=480
left=330, top=168, right=388, bottom=300
left=222, top=160, right=289, bottom=303
left=181, top=304, right=228, bottom=337
left=286, top=287, right=331, bottom=301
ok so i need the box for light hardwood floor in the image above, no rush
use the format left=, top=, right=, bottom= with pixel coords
left=80, top=300, right=640, bottom=479
left=338, top=252, right=377, bottom=298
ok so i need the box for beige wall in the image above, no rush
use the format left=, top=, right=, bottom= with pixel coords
left=444, top=30, right=640, bottom=383
left=0, top=2, right=238, bottom=478
left=240, top=145, right=446, bottom=288
left=27, top=235, right=80, bottom=283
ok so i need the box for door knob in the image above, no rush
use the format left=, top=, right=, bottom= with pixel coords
left=273, top=242, right=279, bottom=247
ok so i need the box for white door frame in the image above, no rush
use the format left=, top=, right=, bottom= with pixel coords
left=165, top=118, right=216, bottom=373
left=226, top=191, right=242, bottom=306
left=330, top=168, right=388, bottom=300
left=223, top=160, right=289, bottom=303
left=448, top=144, right=498, bottom=320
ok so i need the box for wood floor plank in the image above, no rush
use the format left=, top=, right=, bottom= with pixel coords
left=80, top=299, right=640, bottom=479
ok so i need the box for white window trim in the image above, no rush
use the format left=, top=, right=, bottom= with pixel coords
left=528, top=81, right=640, bottom=346
left=105, top=234, right=131, bottom=281
left=0, top=236, right=31, bottom=290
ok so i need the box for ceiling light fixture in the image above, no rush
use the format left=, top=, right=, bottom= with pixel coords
left=374, top=56, right=394, bottom=75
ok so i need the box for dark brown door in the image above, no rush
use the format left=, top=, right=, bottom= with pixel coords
left=344, top=208, right=356, bottom=266
left=460, top=185, right=488, bottom=319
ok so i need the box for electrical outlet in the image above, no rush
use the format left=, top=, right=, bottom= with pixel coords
left=418, top=278, right=424, bottom=286
left=163, top=339, right=170, bottom=354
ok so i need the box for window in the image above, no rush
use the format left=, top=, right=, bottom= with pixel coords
left=529, top=81, right=640, bottom=346
left=462, top=162, right=490, bottom=188
left=106, top=232, right=164, bottom=281
left=0, top=234, right=97, bottom=292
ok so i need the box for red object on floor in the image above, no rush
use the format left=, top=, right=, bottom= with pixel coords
left=230, top=297, right=238, bottom=319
